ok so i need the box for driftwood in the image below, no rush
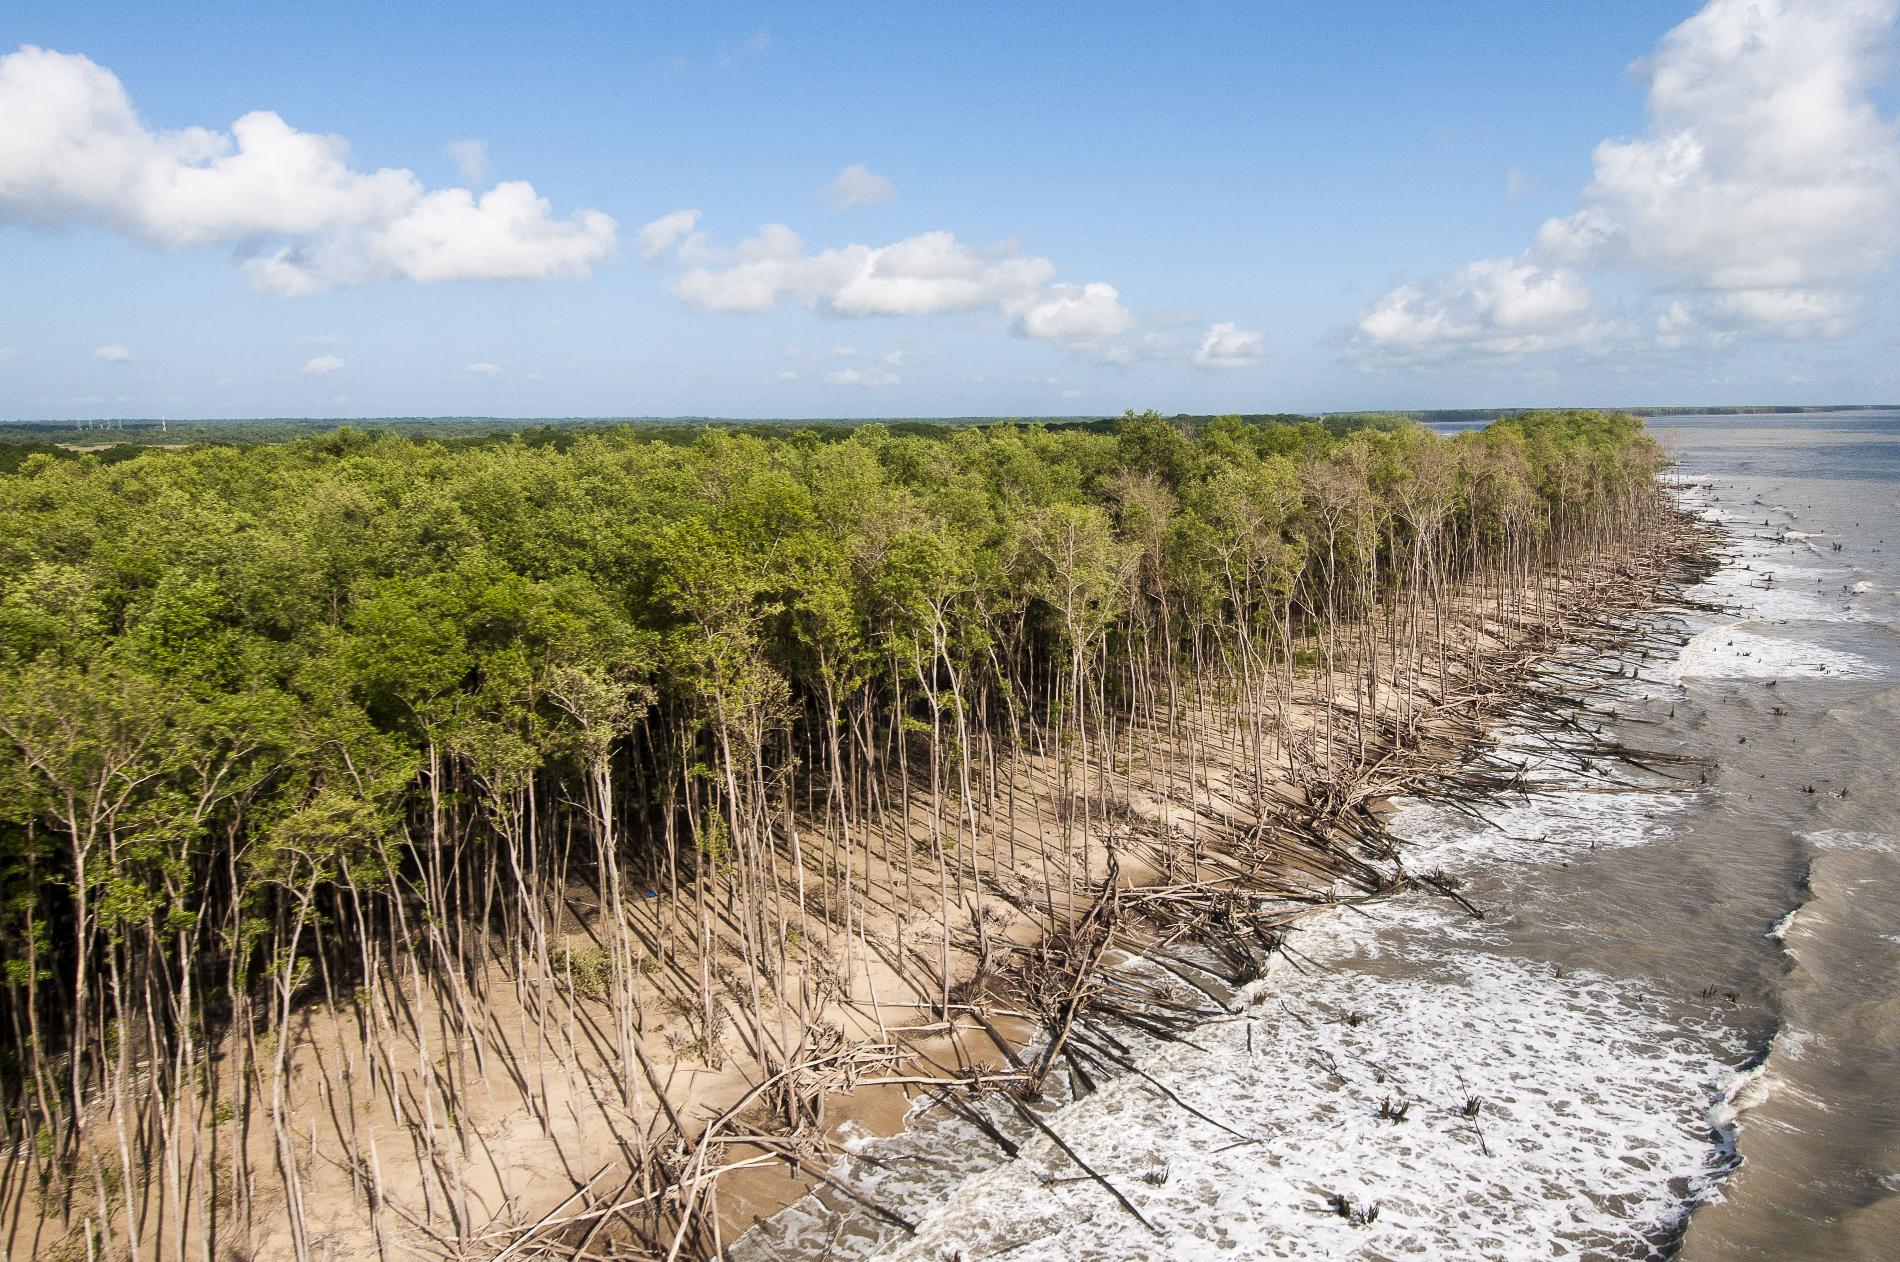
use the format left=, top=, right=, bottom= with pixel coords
left=1004, top=1095, right=1159, bottom=1236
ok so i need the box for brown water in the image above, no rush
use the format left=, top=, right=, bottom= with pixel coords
left=1660, top=412, right=1900, bottom=1260
left=735, top=412, right=1900, bottom=1261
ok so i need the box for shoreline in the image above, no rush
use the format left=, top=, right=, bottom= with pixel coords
left=1663, top=461, right=1900, bottom=1261
left=661, top=500, right=1729, bottom=1257
left=7, top=500, right=1718, bottom=1262
left=0, top=415, right=1700, bottom=1262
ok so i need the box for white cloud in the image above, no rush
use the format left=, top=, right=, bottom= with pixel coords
left=301, top=354, right=345, bottom=375
left=671, top=226, right=1054, bottom=317
left=1191, top=321, right=1266, bottom=369
left=826, top=366, right=898, bottom=386
left=775, top=369, right=800, bottom=381
left=831, top=345, right=858, bottom=357
left=1538, top=0, right=1900, bottom=307
left=1354, top=255, right=1618, bottom=366
left=1711, top=287, right=1854, bottom=330
left=1011, top=282, right=1133, bottom=346
left=881, top=349, right=906, bottom=365
left=92, top=343, right=131, bottom=363
left=821, top=163, right=897, bottom=212
left=242, top=182, right=616, bottom=295
left=464, top=361, right=502, bottom=377
left=663, top=223, right=1132, bottom=348
left=1355, top=0, right=1900, bottom=366
left=637, top=208, right=701, bottom=262
left=0, top=347, right=17, bottom=363
left=0, top=46, right=616, bottom=294
left=447, top=138, right=489, bottom=184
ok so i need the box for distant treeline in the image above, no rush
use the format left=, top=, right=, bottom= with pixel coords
left=0, top=411, right=1409, bottom=457
left=0, top=414, right=1114, bottom=449
left=1172, top=404, right=1897, bottom=426
left=4, top=403, right=1891, bottom=453
left=1620, top=404, right=1898, bottom=416
left=0, top=416, right=1110, bottom=451
left=1394, top=404, right=1897, bottom=421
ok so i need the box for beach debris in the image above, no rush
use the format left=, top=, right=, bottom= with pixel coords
left=1325, top=1191, right=1382, bottom=1226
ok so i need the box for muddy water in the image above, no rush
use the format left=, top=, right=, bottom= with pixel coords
left=736, top=412, right=1900, bottom=1260
left=1661, top=412, right=1900, bottom=1260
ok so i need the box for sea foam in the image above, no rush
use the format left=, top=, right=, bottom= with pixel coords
left=864, top=911, right=1739, bottom=1262
left=1671, top=623, right=1882, bottom=682
left=741, top=743, right=1737, bottom=1262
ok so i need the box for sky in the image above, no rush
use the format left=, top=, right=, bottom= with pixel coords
left=1, top=0, right=1898, bottom=421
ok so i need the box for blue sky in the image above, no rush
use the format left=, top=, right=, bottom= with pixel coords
left=2, top=1, right=1896, bottom=420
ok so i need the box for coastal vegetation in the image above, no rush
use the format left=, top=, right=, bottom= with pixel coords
left=0, top=409, right=1671, bottom=1259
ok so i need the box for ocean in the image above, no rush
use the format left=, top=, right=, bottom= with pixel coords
left=735, top=410, right=1900, bottom=1261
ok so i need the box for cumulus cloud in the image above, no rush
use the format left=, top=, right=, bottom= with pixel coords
left=637, top=208, right=701, bottom=262
left=1190, top=321, right=1266, bottom=369
left=667, top=226, right=1046, bottom=316
left=1355, top=256, right=1621, bottom=365
left=1354, top=0, right=1900, bottom=367
left=0, top=46, right=616, bottom=294
left=651, top=221, right=1133, bottom=347
left=301, top=354, right=345, bottom=375
left=446, top=138, right=489, bottom=184
left=1538, top=0, right=1900, bottom=302
left=0, top=347, right=18, bottom=363
left=642, top=212, right=1241, bottom=362
left=821, top=163, right=897, bottom=212
left=464, top=361, right=502, bottom=377
left=241, top=182, right=616, bottom=296
left=92, top=343, right=131, bottom=363
left=1012, top=282, right=1133, bottom=346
